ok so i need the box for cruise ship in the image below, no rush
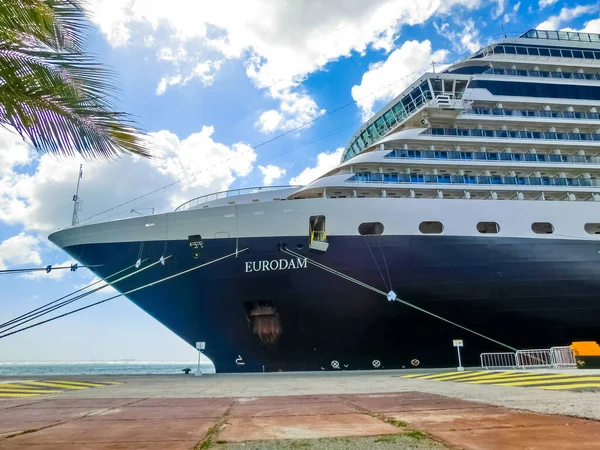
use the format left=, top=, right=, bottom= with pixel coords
left=49, top=29, right=600, bottom=372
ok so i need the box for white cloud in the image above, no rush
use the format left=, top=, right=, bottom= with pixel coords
left=539, top=0, right=558, bottom=10
left=503, top=2, right=521, bottom=23
left=565, top=16, right=600, bottom=33
left=156, top=60, right=223, bottom=95
left=289, top=148, right=344, bottom=186
left=0, top=126, right=257, bottom=237
left=0, top=233, right=41, bottom=270
left=255, top=89, right=326, bottom=134
left=492, top=0, right=507, bottom=19
left=351, top=40, right=448, bottom=121
left=435, top=20, right=481, bottom=54
left=86, top=0, right=482, bottom=132
left=537, top=5, right=596, bottom=30
left=258, top=165, right=286, bottom=185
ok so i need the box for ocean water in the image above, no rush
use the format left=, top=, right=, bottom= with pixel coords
left=0, top=361, right=216, bottom=376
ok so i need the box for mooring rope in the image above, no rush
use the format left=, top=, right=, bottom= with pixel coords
left=0, top=249, right=248, bottom=340
left=0, top=260, right=147, bottom=330
left=0, top=257, right=163, bottom=333
left=281, top=247, right=517, bottom=352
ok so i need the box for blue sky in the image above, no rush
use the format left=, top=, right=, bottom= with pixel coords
left=1, top=0, right=599, bottom=362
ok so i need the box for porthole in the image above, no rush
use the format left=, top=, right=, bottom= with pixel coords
left=358, top=222, right=384, bottom=235
left=584, top=223, right=600, bottom=235
left=419, top=221, right=443, bottom=234
left=477, top=221, right=500, bottom=234
left=296, top=244, right=304, bottom=250
left=532, top=222, right=554, bottom=234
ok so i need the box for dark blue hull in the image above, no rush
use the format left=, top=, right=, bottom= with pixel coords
left=62, top=235, right=600, bottom=372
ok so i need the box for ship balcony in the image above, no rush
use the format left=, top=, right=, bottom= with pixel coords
left=384, top=149, right=600, bottom=165
left=460, top=107, right=600, bottom=126
left=422, top=128, right=600, bottom=147
left=481, top=66, right=600, bottom=81
left=347, top=172, right=600, bottom=190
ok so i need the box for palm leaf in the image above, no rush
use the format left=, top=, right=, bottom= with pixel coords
left=0, top=0, right=151, bottom=158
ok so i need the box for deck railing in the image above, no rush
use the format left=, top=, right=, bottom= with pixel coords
left=175, top=186, right=298, bottom=212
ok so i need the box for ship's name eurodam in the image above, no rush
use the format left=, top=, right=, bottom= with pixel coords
left=245, top=257, right=308, bottom=273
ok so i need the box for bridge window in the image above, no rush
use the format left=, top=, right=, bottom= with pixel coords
left=532, top=222, right=554, bottom=234
left=584, top=223, right=600, bottom=234
left=359, top=222, right=384, bottom=235
left=419, top=221, right=443, bottom=234
left=477, top=222, right=500, bottom=234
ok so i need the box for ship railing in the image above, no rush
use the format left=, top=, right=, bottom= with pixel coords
left=480, top=352, right=518, bottom=369
left=175, top=186, right=299, bottom=212
left=550, top=346, right=577, bottom=368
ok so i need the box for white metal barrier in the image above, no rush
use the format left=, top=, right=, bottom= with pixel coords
left=515, top=349, right=553, bottom=368
left=550, top=346, right=577, bottom=368
left=481, top=347, right=577, bottom=370
left=480, top=352, right=517, bottom=369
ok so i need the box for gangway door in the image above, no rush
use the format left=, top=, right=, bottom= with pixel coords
left=309, top=215, right=329, bottom=252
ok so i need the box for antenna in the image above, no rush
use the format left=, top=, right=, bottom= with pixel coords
left=71, top=164, right=83, bottom=226
left=431, top=61, right=436, bottom=73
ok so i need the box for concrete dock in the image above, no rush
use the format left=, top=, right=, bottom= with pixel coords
left=1, top=370, right=600, bottom=449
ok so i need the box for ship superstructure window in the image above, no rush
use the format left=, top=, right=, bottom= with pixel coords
left=477, top=222, right=500, bottom=234
left=468, top=80, right=600, bottom=102
left=419, top=221, right=443, bottom=234
left=358, top=222, right=384, bottom=235
left=584, top=223, right=600, bottom=235
left=532, top=222, right=554, bottom=234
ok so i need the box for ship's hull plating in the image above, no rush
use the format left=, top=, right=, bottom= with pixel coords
left=60, top=234, right=600, bottom=372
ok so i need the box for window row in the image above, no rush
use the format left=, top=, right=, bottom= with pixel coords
left=342, top=80, right=432, bottom=162
left=522, top=29, right=600, bottom=43
left=347, top=172, right=600, bottom=187
left=358, top=221, right=600, bottom=236
left=384, top=149, right=600, bottom=164
left=465, top=107, right=600, bottom=121
left=468, top=80, right=600, bottom=102
left=424, top=127, right=600, bottom=142
left=487, top=44, right=600, bottom=61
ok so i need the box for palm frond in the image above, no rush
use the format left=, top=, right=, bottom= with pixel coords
left=0, top=0, right=151, bottom=158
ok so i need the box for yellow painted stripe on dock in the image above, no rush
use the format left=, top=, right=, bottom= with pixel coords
left=47, top=380, right=106, bottom=387
left=416, top=371, right=473, bottom=379
left=458, top=372, right=549, bottom=382
left=497, top=376, right=600, bottom=387
left=0, top=383, right=52, bottom=390
left=0, top=388, right=60, bottom=393
left=0, top=393, right=40, bottom=398
left=538, top=383, right=600, bottom=390
left=400, top=374, right=427, bottom=378
left=432, top=371, right=495, bottom=381
left=19, top=381, right=88, bottom=390
left=466, top=374, right=576, bottom=385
